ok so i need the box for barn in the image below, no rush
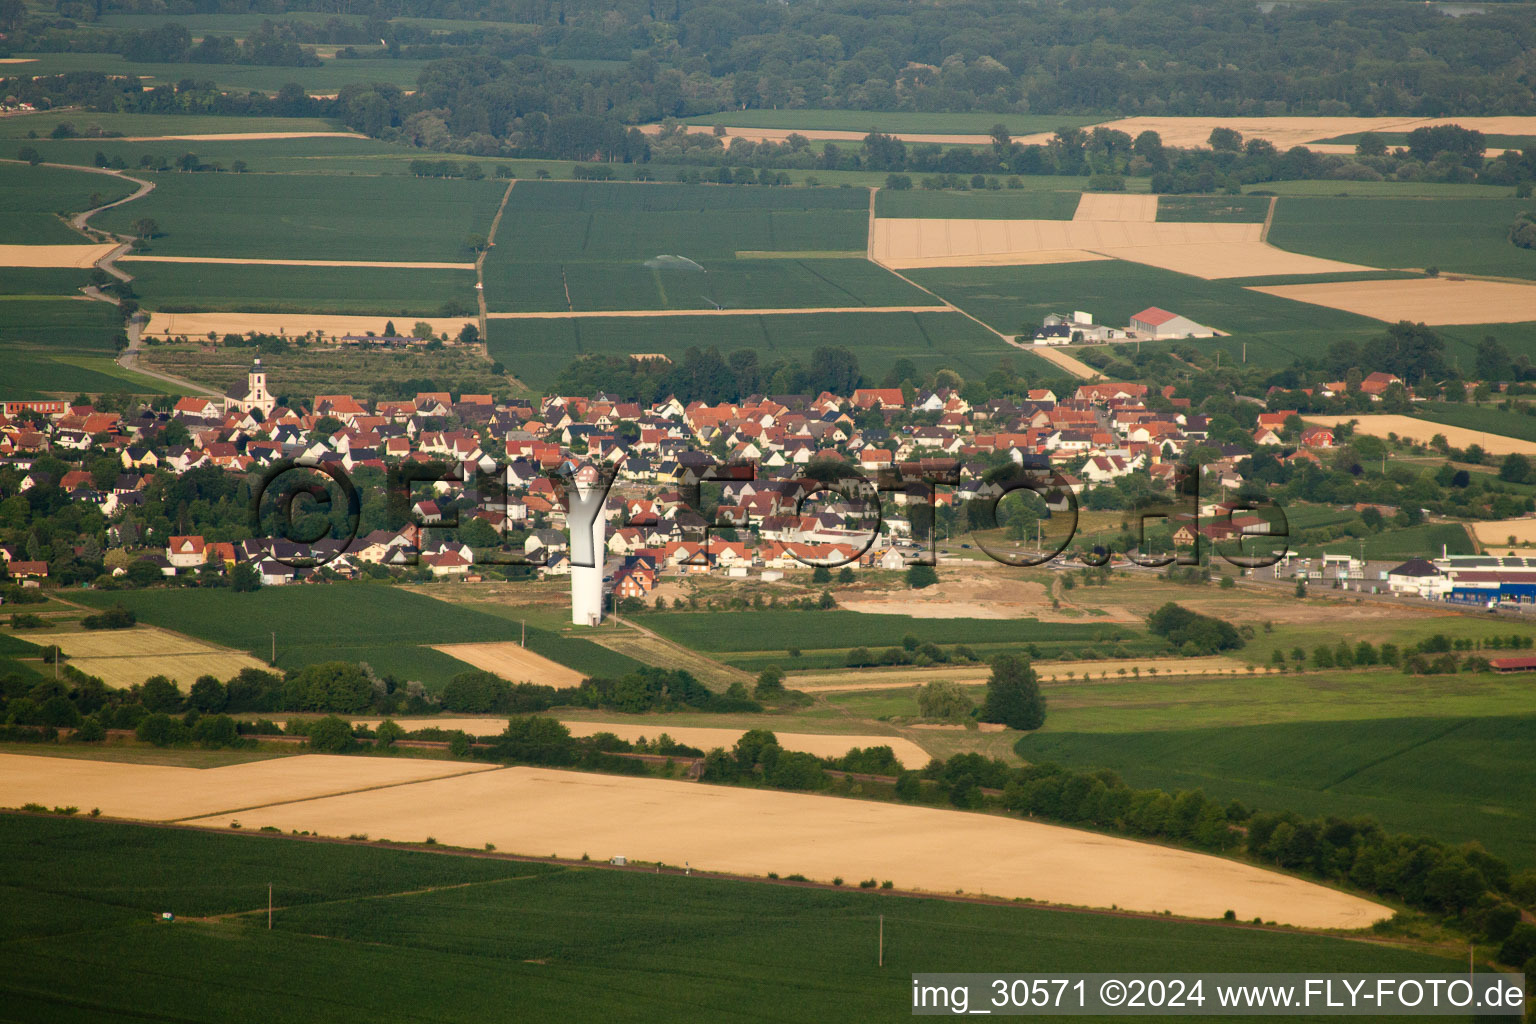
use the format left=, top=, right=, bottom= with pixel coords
left=1129, top=307, right=1214, bottom=339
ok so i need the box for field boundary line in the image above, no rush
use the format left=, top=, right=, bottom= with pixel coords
left=477, top=178, right=515, bottom=344
left=188, top=874, right=549, bottom=923
left=486, top=305, right=948, bottom=319
left=166, top=764, right=508, bottom=823
left=1315, top=717, right=1473, bottom=792
left=1260, top=195, right=1277, bottom=242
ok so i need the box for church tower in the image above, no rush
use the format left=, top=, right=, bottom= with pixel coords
left=249, top=359, right=267, bottom=407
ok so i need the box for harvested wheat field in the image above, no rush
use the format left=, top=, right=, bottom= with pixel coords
left=143, top=311, right=475, bottom=338
left=1073, top=192, right=1158, bottom=221
left=1251, top=278, right=1536, bottom=326
left=316, top=716, right=930, bottom=767
left=1472, top=518, right=1536, bottom=548
left=1303, top=415, right=1536, bottom=456
left=1084, top=115, right=1536, bottom=151
left=869, top=217, right=1367, bottom=277
left=0, top=243, right=118, bottom=268
left=120, top=255, right=477, bottom=270
left=44, top=626, right=270, bottom=688
left=559, top=721, right=930, bottom=767
left=429, top=642, right=587, bottom=688
left=0, top=752, right=492, bottom=821
left=181, top=764, right=1387, bottom=927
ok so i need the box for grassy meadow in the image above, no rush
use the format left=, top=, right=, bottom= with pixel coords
left=0, top=161, right=134, bottom=245
left=0, top=298, right=172, bottom=398
left=908, top=260, right=1381, bottom=338
left=70, top=585, right=640, bottom=687
left=7, top=51, right=432, bottom=94
left=0, top=814, right=1465, bottom=1024
left=1154, top=195, right=1270, bottom=223
left=94, top=172, right=505, bottom=261
left=874, top=188, right=1083, bottom=219
left=486, top=310, right=1031, bottom=391
left=1018, top=715, right=1536, bottom=867
left=125, top=262, right=479, bottom=317
left=1267, top=196, right=1536, bottom=279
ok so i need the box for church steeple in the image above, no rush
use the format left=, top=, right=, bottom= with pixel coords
left=249, top=359, right=266, bottom=404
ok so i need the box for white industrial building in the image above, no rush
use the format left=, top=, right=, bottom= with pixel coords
left=1129, top=306, right=1214, bottom=339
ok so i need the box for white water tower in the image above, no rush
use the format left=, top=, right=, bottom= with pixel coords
left=568, top=463, right=607, bottom=626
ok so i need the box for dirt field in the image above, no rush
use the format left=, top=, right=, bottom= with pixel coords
left=1471, top=518, right=1536, bottom=548
left=176, top=764, right=1387, bottom=927
left=1030, top=345, right=1100, bottom=379
left=1251, top=278, right=1536, bottom=326
left=1073, top=193, right=1158, bottom=222
left=788, top=656, right=1271, bottom=692
left=869, top=217, right=1367, bottom=277
left=120, top=255, right=477, bottom=270
left=0, top=243, right=118, bottom=268
left=1302, top=414, right=1536, bottom=456
left=44, top=626, right=270, bottom=688
left=0, top=752, right=491, bottom=821
left=142, top=311, right=476, bottom=338
left=430, top=642, right=588, bottom=688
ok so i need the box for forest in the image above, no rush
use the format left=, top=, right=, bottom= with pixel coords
left=8, top=0, right=1536, bottom=130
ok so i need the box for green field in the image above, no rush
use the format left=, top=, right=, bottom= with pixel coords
left=0, top=268, right=95, bottom=296
left=1246, top=180, right=1519, bottom=199
left=0, top=112, right=349, bottom=139
left=0, top=161, right=133, bottom=245
left=1407, top=401, right=1536, bottom=444
left=9, top=51, right=431, bottom=93
left=909, top=260, right=1380, bottom=339
left=673, top=109, right=1103, bottom=135
left=482, top=180, right=926, bottom=313
left=0, top=298, right=172, bottom=398
left=1155, top=195, right=1270, bottom=223
left=1302, top=523, right=1476, bottom=560
left=645, top=609, right=1139, bottom=659
left=486, top=257, right=939, bottom=313
left=486, top=311, right=1028, bottom=390
left=94, top=172, right=505, bottom=261
left=124, top=262, right=479, bottom=316
left=1267, top=197, right=1536, bottom=279
left=0, top=814, right=1458, bottom=1023
left=71, top=585, right=641, bottom=687
left=875, top=188, right=1083, bottom=219
left=1018, top=715, right=1536, bottom=866
left=492, top=180, right=869, bottom=260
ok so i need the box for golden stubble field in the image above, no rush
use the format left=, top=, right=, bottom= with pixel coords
left=0, top=243, right=119, bottom=268
left=166, top=763, right=1389, bottom=928
left=43, top=626, right=270, bottom=688
left=1302, top=415, right=1536, bottom=456
left=0, top=752, right=493, bottom=821
left=1253, top=278, right=1536, bottom=326
left=430, top=641, right=588, bottom=688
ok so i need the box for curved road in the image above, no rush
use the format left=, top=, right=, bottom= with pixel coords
left=31, top=160, right=220, bottom=397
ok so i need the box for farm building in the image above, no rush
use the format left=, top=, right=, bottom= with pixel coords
left=1129, top=307, right=1214, bottom=339
left=1489, top=656, right=1536, bottom=673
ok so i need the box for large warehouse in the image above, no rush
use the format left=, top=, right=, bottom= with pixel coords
left=1129, top=306, right=1215, bottom=339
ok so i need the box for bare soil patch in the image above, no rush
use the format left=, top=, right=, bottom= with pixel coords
left=1302, top=414, right=1536, bottom=456
left=179, top=764, right=1388, bottom=927
left=1251, top=278, right=1536, bottom=326
left=430, top=641, right=588, bottom=688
